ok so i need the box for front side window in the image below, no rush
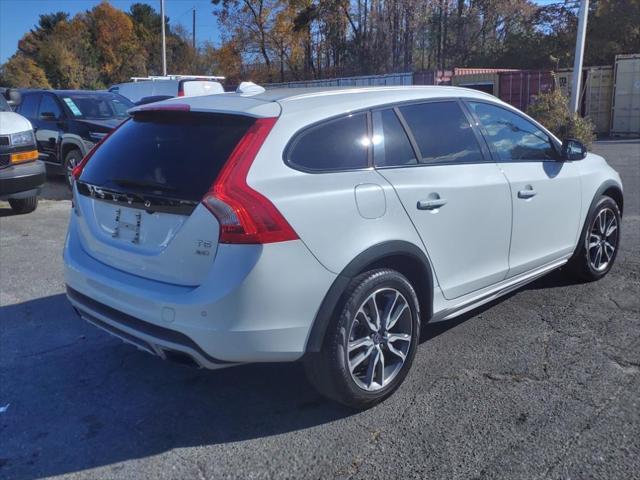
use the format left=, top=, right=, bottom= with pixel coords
left=38, top=95, right=63, bottom=119
left=468, top=102, right=557, bottom=161
left=372, top=108, right=417, bottom=167
left=287, top=113, right=369, bottom=172
left=61, top=93, right=134, bottom=120
left=399, top=101, right=484, bottom=164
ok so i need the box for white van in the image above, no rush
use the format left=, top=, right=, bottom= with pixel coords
left=109, top=75, right=225, bottom=104
left=0, top=90, right=45, bottom=213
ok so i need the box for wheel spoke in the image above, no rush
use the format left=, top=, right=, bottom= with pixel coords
left=606, top=220, right=617, bottom=237
left=365, top=295, right=382, bottom=331
left=377, top=347, right=385, bottom=386
left=387, top=332, right=411, bottom=344
left=357, top=307, right=378, bottom=333
left=603, top=241, right=615, bottom=260
left=382, top=291, right=400, bottom=330
left=386, top=302, right=408, bottom=332
left=348, top=336, right=374, bottom=353
left=365, top=347, right=381, bottom=388
left=349, top=346, right=374, bottom=372
left=598, top=211, right=607, bottom=234
left=594, top=246, right=603, bottom=268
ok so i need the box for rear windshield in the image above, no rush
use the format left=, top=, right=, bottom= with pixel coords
left=79, top=112, right=254, bottom=202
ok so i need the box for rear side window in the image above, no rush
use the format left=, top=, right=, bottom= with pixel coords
left=399, top=101, right=484, bottom=164
left=79, top=112, right=253, bottom=202
left=372, top=108, right=417, bottom=167
left=286, top=113, right=369, bottom=172
left=18, top=94, right=40, bottom=119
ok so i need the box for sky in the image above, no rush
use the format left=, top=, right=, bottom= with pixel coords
left=0, top=0, right=563, bottom=65
left=0, top=0, right=221, bottom=63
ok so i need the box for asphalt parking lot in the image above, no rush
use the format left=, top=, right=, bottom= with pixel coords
left=1, top=139, right=639, bottom=480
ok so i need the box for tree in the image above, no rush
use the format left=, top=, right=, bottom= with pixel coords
left=0, top=54, right=51, bottom=88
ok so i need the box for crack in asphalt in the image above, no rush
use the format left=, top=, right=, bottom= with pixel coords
left=541, top=377, right=634, bottom=479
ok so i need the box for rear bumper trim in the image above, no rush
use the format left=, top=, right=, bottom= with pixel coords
left=66, top=286, right=234, bottom=366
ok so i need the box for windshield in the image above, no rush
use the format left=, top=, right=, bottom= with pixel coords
left=60, top=93, right=134, bottom=120
left=0, top=95, right=11, bottom=112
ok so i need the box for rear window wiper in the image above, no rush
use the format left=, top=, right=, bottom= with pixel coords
left=112, top=178, right=177, bottom=192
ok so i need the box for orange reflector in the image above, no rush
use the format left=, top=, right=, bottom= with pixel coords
left=10, top=150, right=39, bottom=164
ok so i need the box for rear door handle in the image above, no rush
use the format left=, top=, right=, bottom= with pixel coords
left=417, top=198, right=448, bottom=210
left=518, top=186, right=537, bottom=199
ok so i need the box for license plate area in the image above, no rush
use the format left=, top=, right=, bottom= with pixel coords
left=112, top=208, right=142, bottom=244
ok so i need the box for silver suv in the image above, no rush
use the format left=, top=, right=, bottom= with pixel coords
left=64, top=87, right=623, bottom=408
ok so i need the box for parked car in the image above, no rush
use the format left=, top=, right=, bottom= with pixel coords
left=15, top=89, right=134, bottom=188
left=0, top=91, right=45, bottom=213
left=109, top=75, right=225, bottom=103
left=64, top=87, right=623, bottom=408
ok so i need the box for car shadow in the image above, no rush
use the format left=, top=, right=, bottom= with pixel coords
left=0, top=205, right=17, bottom=217
left=1, top=293, right=357, bottom=479
left=2, top=267, right=589, bottom=478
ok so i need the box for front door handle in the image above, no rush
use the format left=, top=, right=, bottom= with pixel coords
left=518, top=186, right=537, bottom=199
left=417, top=198, right=448, bottom=210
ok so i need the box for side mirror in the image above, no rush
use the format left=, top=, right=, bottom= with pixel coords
left=561, top=138, right=587, bottom=161
left=7, top=88, right=21, bottom=106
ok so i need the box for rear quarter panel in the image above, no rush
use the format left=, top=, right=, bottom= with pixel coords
left=246, top=113, right=433, bottom=279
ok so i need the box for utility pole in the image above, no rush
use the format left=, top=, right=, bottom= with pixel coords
left=160, top=0, right=167, bottom=76
left=192, top=8, right=196, bottom=50
left=570, top=0, right=589, bottom=113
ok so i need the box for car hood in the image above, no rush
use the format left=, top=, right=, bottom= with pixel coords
left=0, top=111, right=33, bottom=135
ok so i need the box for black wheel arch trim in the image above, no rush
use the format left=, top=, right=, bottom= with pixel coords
left=572, top=179, right=623, bottom=258
left=61, top=138, right=86, bottom=159
left=304, top=240, right=434, bottom=353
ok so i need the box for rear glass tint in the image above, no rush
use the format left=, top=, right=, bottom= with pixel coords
left=79, top=112, right=253, bottom=202
left=286, top=113, right=369, bottom=172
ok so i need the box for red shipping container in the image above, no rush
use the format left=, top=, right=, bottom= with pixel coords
left=498, top=71, right=554, bottom=112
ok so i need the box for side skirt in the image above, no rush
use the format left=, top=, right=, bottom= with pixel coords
left=430, top=256, right=570, bottom=323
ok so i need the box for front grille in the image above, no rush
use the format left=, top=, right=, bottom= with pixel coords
left=0, top=153, right=9, bottom=168
left=0, top=136, right=9, bottom=146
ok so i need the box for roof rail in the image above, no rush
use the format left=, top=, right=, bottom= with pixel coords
left=129, top=75, right=225, bottom=82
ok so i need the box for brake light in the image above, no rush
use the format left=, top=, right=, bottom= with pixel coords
left=72, top=119, right=129, bottom=180
left=202, top=117, right=298, bottom=244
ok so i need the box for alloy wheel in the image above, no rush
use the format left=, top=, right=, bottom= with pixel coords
left=66, top=156, right=79, bottom=186
left=588, top=207, right=618, bottom=272
left=347, top=288, right=413, bottom=391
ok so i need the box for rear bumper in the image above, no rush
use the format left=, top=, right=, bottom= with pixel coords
left=0, top=160, right=45, bottom=199
left=67, top=286, right=235, bottom=368
left=63, top=213, right=336, bottom=366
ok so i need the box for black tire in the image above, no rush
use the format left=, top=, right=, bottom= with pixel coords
left=8, top=195, right=38, bottom=214
left=63, top=149, right=83, bottom=189
left=567, top=195, right=621, bottom=281
left=304, top=269, right=421, bottom=409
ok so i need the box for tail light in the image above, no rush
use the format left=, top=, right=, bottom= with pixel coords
left=72, top=119, right=129, bottom=180
left=202, top=117, right=298, bottom=244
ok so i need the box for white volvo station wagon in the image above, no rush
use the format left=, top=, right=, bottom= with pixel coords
left=64, top=86, right=623, bottom=408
